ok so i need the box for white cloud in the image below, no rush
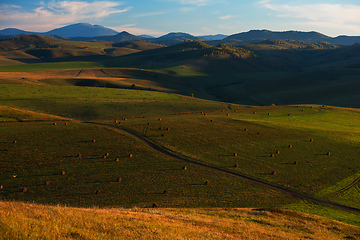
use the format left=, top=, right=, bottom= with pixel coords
left=179, top=0, right=210, bottom=6
left=0, top=1, right=131, bottom=32
left=133, top=12, right=166, bottom=18
left=219, top=15, right=234, bottom=20
left=259, top=1, right=360, bottom=35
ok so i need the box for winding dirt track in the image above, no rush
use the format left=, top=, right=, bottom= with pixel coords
left=89, top=122, right=360, bottom=214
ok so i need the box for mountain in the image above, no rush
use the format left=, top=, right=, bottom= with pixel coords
left=198, top=34, right=228, bottom=40
left=45, top=23, right=118, bottom=38
left=70, top=31, right=146, bottom=42
left=329, top=36, right=360, bottom=45
left=225, top=30, right=331, bottom=43
left=138, top=34, right=155, bottom=38
left=0, top=28, right=36, bottom=36
left=156, top=32, right=202, bottom=41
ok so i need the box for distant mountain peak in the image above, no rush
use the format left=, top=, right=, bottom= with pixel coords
left=46, top=23, right=119, bottom=38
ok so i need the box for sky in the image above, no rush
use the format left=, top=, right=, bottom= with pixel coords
left=1, top=0, right=360, bottom=37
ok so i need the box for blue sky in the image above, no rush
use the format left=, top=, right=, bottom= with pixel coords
left=1, top=0, right=360, bottom=37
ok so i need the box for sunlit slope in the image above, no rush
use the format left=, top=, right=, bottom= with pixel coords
left=1, top=201, right=360, bottom=240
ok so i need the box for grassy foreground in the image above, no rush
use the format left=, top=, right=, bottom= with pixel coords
left=1, top=201, right=360, bottom=240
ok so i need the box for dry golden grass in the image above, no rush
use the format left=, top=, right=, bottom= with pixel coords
left=0, top=201, right=359, bottom=240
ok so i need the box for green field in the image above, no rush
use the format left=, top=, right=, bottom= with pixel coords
left=1, top=37, right=360, bottom=237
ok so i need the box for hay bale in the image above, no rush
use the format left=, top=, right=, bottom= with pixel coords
left=234, top=164, right=239, bottom=168
left=226, top=114, right=229, bottom=116
left=271, top=171, right=277, bottom=175
left=92, top=139, right=96, bottom=142
left=233, top=153, right=238, bottom=157
left=45, top=181, right=50, bottom=185
left=61, top=171, right=66, bottom=175
left=65, top=123, right=68, bottom=125
left=166, top=128, right=170, bottom=131
left=205, top=181, right=210, bottom=185
left=327, top=152, right=331, bottom=156
left=276, top=151, right=280, bottom=154
left=105, top=153, right=109, bottom=157
left=115, top=120, right=118, bottom=123
left=77, top=153, right=82, bottom=158
left=294, top=161, right=299, bottom=165
left=103, top=155, right=107, bottom=159
left=147, top=122, right=151, bottom=125
left=129, top=154, right=133, bottom=158
left=201, top=112, right=204, bottom=114
left=117, top=178, right=122, bottom=182
left=301, top=109, right=304, bottom=112
left=115, top=158, right=119, bottom=162
left=253, top=111, right=256, bottom=114
left=159, top=127, right=163, bottom=130
left=270, top=154, right=275, bottom=157
left=204, top=113, right=208, bottom=115
left=288, top=113, right=291, bottom=116
left=289, top=145, right=292, bottom=148
left=244, top=128, right=248, bottom=131
left=310, top=139, right=314, bottom=142
left=234, top=110, right=237, bottom=112
left=53, top=122, right=57, bottom=125
left=183, top=166, right=187, bottom=170
left=0, top=185, right=3, bottom=190
left=143, top=116, right=147, bottom=118
left=96, top=190, right=101, bottom=195
left=152, top=203, right=158, bottom=208
left=13, top=140, right=17, bottom=144
left=257, top=132, right=260, bottom=135
left=163, top=190, right=169, bottom=194
left=158, top=118, right=161, bottom=121
left=210, top=120, right=213, bottom=122
left=268, top=113, right=271, bottom=115
left=22, top=187, right=27, bottom=193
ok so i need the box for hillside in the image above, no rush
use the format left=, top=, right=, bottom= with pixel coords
left=1, top=201, right=359, bottom=240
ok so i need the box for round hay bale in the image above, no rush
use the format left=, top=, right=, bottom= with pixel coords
left=117, top=178, right=122, bottom=182
left=147, top=122, right=151, bottom=125
left=276, top=151, right=280, bottom=154
left=159, top=127, right=163, bottom=130
left=102, top=155, right=107, bottom=159
left=310, top=139, right=314, bottom=142
left=143, top=116, right=147, bottom=118
left=152, top=203, right=158, bottom=208
left=244, top=128, right=248, bottom=131
left=257, top=132, right=260, bottom=135
left=221, top=110, right=224, bottom=112
left=61, top=171, right=65, bottom=175
left=226, top=114, right=229, bottom=116
left=204, top=113, right=207, bottom=115
left=233, top=153, right=238, bottom=157
left=201, top=112, right=204, bottom=114
left=163, top=190, right=169, bottom=194
left=166, top=128, right=170, bottom=131
left=65, top=123, right=68, bottom=125
left=271, top=171, right=277, bottom=175
left=0, top=185, right=3, bottom=190
left=270, top=154, right=275, bottom=157
left=45, top=181, right=50, bottom=185
left=294, top=161, right=299, bottom=165
left=96, top=190, right=101, bottom=195
left=115, top=158, right=119, bottom=162
left=158, top=118, right=161, bottom=121
left=289, top=145, right=292, bottom=148
left=129, top=154, right=133, bottom=158
left=205, top=181, right=210, bottom=185
left=13, top=140, right=17, bottom=144
left=92, top=139, right=96, bottom=142
left=234, top=110, right=237, bottom=112
left=119, top=122, right=122, bottom=125
left=115, top=120, right=118, bottom=123
left=234, top=164, right=239, bottom=168
left=210, top=120, right=213, bottom=122
left=253, top=111, right=256, bottom=114
left=22, top=187, right=28, bottom=193
left=268, top=113, right=271, bottom=115
left=105, top=153, right=109, bottom=157
left=327, top=152, right=331, bottom=156
left=77, top=153, right=82, bottom=158
left=183, top=166, right=187, bottom=170
left=301, top=109, right=304, bottom=112
left=288, top=113, right=291, bottom=116
left=53, top=122, right=57, bottom=125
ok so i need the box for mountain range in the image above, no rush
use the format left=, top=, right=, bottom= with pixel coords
left=1, top=23, right=360, bottom=45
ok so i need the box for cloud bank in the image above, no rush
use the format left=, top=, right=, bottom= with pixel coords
left=0, top=1, right=130, bottom=31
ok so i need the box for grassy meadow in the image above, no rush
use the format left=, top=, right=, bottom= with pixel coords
left=1, top=36, right=360, bottom=237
